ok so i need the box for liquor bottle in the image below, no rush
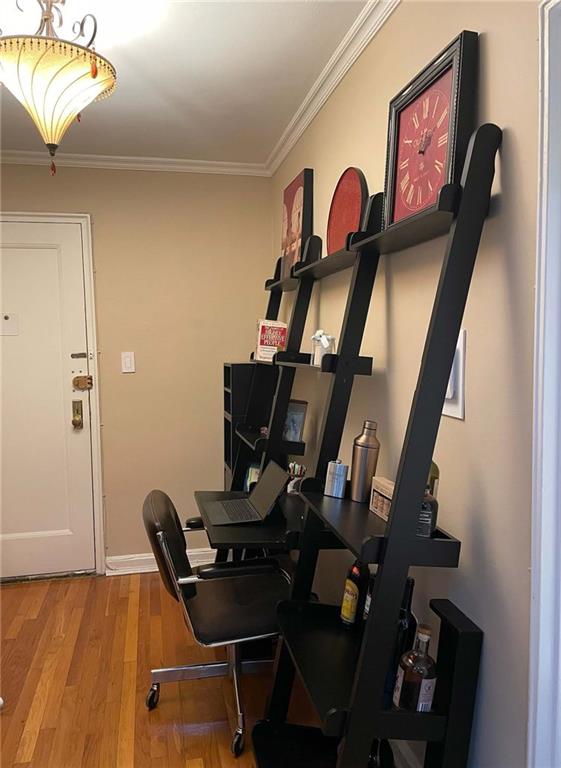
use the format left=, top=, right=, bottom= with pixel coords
left=392, top=624, right=437, bottom=712
left=383, top=577, right=417, bottom=707
left=427, top=460, right=440, bottom=498
left=340, top=559, right=369, bottom=627
left=417, top=486, right=438, bottom=538
left=362, top=573, right=376, bottom=621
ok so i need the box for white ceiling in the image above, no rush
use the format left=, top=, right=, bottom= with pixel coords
left=0, top=1, right=369, bottom=169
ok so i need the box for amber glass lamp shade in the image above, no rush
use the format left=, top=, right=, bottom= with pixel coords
left=0, top=35, right=116, bottom=156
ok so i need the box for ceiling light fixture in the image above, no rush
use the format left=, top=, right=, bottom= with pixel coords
left=0, top=0, right=116, bottom=174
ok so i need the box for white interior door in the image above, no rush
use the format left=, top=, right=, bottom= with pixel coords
left=0, top=217, right=97, bottom=578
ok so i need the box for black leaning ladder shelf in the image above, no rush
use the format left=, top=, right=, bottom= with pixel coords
left=231, top=186, right=385, bottom=492
left=252, top=123, right=502, bottom=768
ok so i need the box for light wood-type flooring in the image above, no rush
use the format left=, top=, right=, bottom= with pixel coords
left=0, top=573, right=314, bottom=768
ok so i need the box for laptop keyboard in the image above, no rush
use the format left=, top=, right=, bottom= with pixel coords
left=221, top=499, right=258, bottom=522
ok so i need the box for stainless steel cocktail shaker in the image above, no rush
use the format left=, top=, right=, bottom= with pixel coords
left=350, top=420, right=380, bottom=503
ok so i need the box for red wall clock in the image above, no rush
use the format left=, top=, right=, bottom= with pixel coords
left=383, top=31, right=478, bottom=228
left=327, top=167, right=368, bottom=255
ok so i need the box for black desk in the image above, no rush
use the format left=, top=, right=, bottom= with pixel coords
left=194, top=490, right=307, bottom=551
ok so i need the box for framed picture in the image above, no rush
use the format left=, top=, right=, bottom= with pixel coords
left=383, top=31, right=478, bottom=228
left=326, top=167, right=369, bottom=255
left=282, top=400, right=308, bottom=442
left=281, top=169, right=313, bottom=279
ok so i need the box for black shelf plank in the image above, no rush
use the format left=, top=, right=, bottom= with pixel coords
left=235, top=426, right=305, bottom=456
left=277, top=601, right=359, bottom=737
left=223, top=411, right=232, bottom=422
left=276, top=600, right=448, bottom=741
left=252, top=721, right=338, bottom=768
left=293, top=248, right=356, bottom=280
left=275, top=351, right=373, bottom=376
left=350, top=185, right=460, bottom=256
left=265, top=275, right=299, bottom=292
left=301, top=491, right=461, bottom=567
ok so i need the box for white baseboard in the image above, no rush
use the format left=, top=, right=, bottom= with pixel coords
left=105, top=548, right=215, bottom=576
left=392, top=740, right=422, bottom=768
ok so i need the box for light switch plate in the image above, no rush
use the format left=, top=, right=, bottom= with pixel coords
left=121, top=351, right=135, bottom=373
left=443, top=330, right=466, bottom=420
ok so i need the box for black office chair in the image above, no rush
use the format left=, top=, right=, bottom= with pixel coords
left=142, top=489, right=290, bottom=756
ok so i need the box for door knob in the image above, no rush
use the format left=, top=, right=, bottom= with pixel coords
left=72, top=400, right=83, bottom=429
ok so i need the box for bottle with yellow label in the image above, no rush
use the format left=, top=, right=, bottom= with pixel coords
left=340, top=559, right=370, bottom=627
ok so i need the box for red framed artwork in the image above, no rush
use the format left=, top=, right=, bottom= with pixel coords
left=281, top=169, right=313, bottom=279
left=383, top=31, right=478, bottom=228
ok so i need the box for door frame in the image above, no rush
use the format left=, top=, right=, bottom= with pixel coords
left=528, top=1, right=561, bottom=765
left=1, top=211, right=105, bottom=575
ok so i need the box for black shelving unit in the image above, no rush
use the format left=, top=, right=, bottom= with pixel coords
left=253, top=123, right=501, bottom=768
left=222, top=363, right=253, bottom=489
left=230, top=240, right=316, bottom=489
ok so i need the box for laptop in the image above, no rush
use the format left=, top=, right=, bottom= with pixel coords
left=205, top=461, right=289, bottom=526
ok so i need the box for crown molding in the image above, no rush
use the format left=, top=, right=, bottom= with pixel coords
left=1, top=0, right=399, bottom=178
left=0, top=150, right=271, bottom=177
left=265, top=0, right=401, bottom=174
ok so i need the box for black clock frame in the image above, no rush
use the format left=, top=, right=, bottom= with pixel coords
left=382, top=30, right=478, bottom=229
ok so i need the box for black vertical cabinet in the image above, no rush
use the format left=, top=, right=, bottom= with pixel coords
left=252, top=124, right=502, bottom=768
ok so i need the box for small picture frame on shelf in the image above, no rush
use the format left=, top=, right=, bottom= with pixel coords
left=282, top=400, right=308, bottom=442
left=383, top=31, right=478, bottom=228
left=281, top=169, right=313, bottom=279
left=244, top=463, right=260, bottom=493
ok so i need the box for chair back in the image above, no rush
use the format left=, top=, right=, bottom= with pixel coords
left=142, top=490, right=195, bottom=600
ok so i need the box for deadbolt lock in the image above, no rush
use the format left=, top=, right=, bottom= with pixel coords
left=73, top=375, right=93, bottom=391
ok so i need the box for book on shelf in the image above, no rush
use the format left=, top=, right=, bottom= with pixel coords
left=255, top=319, right=288, bottom=362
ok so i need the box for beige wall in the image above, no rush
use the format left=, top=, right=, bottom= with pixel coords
left=272, top=3, right=537, bottom=767
left=1, top=165, right=271, bottom=556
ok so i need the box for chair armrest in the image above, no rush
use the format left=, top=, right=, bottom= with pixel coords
left=183, top=516, right=205, bottom=532
left=197, top=558, right=281, bottom=580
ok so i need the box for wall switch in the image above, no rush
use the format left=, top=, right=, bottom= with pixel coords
left=121, top=351, right=135, bottom=373
left=443, top=330, right=466, bottom=420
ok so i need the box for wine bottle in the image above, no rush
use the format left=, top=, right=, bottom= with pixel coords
left=340, top=559, right=369, bottom=627
left=428, top=460, right=440, bottom=498
left=383, top=577, right=417, bottom=707
left=393, top=624, right=437, bottom=712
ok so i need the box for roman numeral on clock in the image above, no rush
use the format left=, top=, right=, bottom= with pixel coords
left=436, top=106, right=449, bottom=129
left=406, top=185, right=415, bottom=205
left=437, top=133, right=448, bottom=147
left=423, top=97, right=429, bottom=119
left=434, top=159, right=444, bottom=174
left=412, top=112, right=420, bottom=129
left=399, top=158, right=409, bottom=170
left=400, top=172, right=410, bottom=192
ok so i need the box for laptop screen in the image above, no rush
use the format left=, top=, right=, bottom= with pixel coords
left=249, top=461, right=289, bottom=518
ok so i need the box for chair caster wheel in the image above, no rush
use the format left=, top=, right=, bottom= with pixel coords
left=146, top=683, right=160, bottom=710
left=231, top=729, right=244, bottom=757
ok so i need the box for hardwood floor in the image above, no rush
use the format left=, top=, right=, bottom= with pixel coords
left=0, top=573, right=313, bottom=768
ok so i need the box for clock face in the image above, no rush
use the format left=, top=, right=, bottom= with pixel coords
left=392, top=67, right=453, bottom=224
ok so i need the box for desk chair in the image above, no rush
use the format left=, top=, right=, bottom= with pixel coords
left=143, top=490, right=290, bottom=756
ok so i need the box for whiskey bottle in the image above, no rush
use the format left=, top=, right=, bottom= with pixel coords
left=340, top=559, right=369, bottom=627
left=417, top=486, right=438, bottom=538
left=392, top=624, right=437, bottom=712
